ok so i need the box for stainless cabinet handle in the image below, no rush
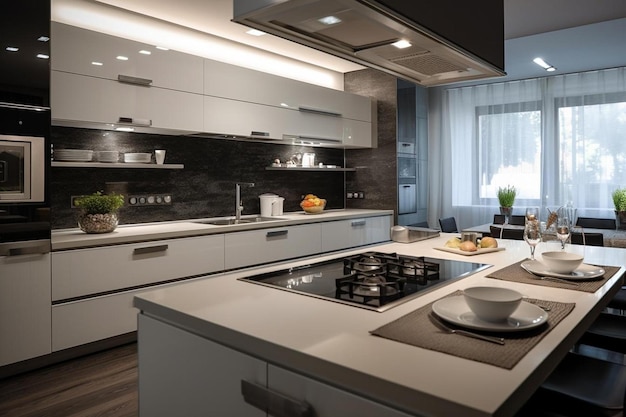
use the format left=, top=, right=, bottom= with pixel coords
left=298, top=106, right=341, bottom=117
left=133, top=244, right=169, bottom=255
left=282, top=134, right=342, bottom=144
left=1, top=239, right=51, bottom=256
left=117, top=74, right=153, bottom=86
left=250, top=131, right=270, bottom=137
left=118, top=117, right=152, bottom=126
left=241, top=380, right=314, bottom=417
left=351, top=220, right=366, bottom=227
left=266, top=230, right=288, bottom=238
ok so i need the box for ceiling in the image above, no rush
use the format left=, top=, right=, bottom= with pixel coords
left=87, top=0, right=626, bottom=84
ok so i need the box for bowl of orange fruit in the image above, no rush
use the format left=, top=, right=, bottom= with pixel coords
left=300, top=194, right=326, bottom=214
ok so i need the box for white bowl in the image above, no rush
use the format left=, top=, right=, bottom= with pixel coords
left=541, top=251, right=584, bottom=274
left=463, top=286, right=522, bottom=322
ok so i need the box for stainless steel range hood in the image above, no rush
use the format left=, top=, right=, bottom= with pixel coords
left=233, top=0, right=505, bottom=86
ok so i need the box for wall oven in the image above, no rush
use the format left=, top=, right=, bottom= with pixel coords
left=0, top=134, right=46, bottom=203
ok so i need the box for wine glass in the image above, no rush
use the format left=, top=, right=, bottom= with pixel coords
left=525, top=207, right=540, bottom=224
left=523, top=221, right=542, bottom=260
left=556, top=217, right=571, bottom=250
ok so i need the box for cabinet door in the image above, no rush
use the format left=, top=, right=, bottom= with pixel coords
left=268, top=365, right=414, bottom=417
left=284, top=111, right=373, bottom=148
left=203, top=95, right=289, bottom=139
left=51, top=71, right=204, bottom=132
left=224, top=224, right=321, bottom=269
left=204, top=59, right=372, bottom=122
left=0, top=253, right=51, bottom=366
left=138, top=314, right=266, bottom=417
left=52, top=234, right=224, bottom=301
left=321, top=216, right=391, bottom=252
left=398, top=184, right=417, bottom=215
left=51, top=22, right=204, bottom=93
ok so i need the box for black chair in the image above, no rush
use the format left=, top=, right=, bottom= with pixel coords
left=493, top=214, right=505, bottom=224
left=438, top=217, right=458, bottom=233
left=570, top=232, right=605, bottom=246
left=517, top=352, right=626, bottom=417
left=509, top=215, right=526, bottom=225
left=576, top=217, right=616, bottom=230
left=577, top=312, right=626, bottom=354
left=489, top=225, right=524, bottom=240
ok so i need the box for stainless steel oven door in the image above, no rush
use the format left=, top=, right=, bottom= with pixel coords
left=0, top=135, right=45, bottom=202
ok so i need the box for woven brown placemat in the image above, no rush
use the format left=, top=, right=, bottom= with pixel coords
left=370, top=290, right=575, bottom=369
left=486, top=259, right=621, bottom=292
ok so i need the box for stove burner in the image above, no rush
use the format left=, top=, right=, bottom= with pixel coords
left=239, top=250, right=490, bottom=312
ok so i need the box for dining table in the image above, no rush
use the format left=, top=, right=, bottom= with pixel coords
left=464, top=222, right=626, bottom=248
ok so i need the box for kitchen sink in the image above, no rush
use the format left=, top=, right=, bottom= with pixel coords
left=194, top=216, right=284, bottom=226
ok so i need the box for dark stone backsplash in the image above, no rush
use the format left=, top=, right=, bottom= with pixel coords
left=51, top=127, right=347, bottom=229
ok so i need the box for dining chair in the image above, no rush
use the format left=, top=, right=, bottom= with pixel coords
left=516, top=352, right=626, bottom=417
left=438, top=217, right=458, bottom=233
left=570, top=232, right=605, bottom=246
left=509, top=215, right=526, bottom=226
left=577, top=312, right=626, bottom=354
left=489, top=225, right=524, bottom=240
left=493, top=214, right=505, bottom=224
left=576, top=217, right=616, bottom=230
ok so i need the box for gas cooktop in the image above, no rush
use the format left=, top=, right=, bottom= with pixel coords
left=239, top=251, right=492, bottom=312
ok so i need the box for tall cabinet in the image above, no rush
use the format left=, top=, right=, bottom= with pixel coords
left=397, top=80, right=428, bottom=227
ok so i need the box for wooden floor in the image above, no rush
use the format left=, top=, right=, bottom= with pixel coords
left=0, top=343, right=138, bottom=417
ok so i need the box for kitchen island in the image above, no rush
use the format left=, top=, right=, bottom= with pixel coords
left=133, top=236, right=625, bottom=417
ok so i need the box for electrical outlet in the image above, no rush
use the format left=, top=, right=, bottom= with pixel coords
left=358, top=192, right=365, bottom=199
left=346, top=192, right=353, bottom=199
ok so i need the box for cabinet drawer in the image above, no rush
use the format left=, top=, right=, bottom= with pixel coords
left=51, top=23, right=204, bottom=93
left=52, top=235, right=225, bottom=301
left=225, top=224, right=321, bottom=269
left=321, top=216, right=391, bottom=252
left=52, top=71, right=205, bottom=132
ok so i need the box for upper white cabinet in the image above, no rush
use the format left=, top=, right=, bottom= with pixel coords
left=204, top=59, right=377, bottom=148
left=51, top=22, right=204, bottom=132
left=204, top=60, right=372, bottom=122
left=51, top=22, right=204, bottom=93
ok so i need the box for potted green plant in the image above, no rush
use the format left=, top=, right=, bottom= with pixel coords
left=497, top=185, right=516, bottom=223
left=612, top=187, right=626, bottom=229
left=74, top=191, right=125, bottom=233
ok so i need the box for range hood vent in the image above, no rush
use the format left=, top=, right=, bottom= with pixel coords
left=233, top=0, right=505, bottom=87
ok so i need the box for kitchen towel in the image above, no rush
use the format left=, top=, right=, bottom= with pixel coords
left=485, top=259, right=621, bottom=292
left=370, top=290, right=575, bottom=369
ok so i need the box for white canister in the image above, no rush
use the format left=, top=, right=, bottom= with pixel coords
left=259, top=194, right=278, bottom=217
left=272, top=197, right=284, bottom=216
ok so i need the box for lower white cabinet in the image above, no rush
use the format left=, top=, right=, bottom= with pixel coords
left=0, top=252, right=51, bottom=366
left=52, top=234, right=225, bottom=301
left=138, top=314, right=413, bottom=417
left=224, top=224, right=321, bottom=270
left=321, top=216, right=392, bottom=252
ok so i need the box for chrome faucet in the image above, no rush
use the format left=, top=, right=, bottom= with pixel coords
left=235, top=182, right=255, bottom=223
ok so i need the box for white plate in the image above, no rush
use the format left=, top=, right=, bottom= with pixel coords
left=434, top=246, right=505, bottom=256
left=432, top=296, right=548, bottom=332
left=521, top=260, right=605, bottom=280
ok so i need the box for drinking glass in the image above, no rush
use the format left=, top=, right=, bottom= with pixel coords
left=523, top=221, right=542, bottom=260
left=556, top=217, right=571, bottom=250
left=525, top=207, right=540, bottom=224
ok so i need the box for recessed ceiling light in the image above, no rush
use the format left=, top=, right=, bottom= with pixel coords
left=392, top=40, right=412, bottom=49
left=36, top=54, right=49, bottom=59
left=246, top=29, right=266, bottom=36
left=115, top=127, right=135, bottom=132
left=156, top=46, right=169, bottom=51
left=139, top=50, right=151, bottom=55
left=38, top=36, right=50, bottom=42
left=6, top=46, right=19, bottom=52
left=533, top=57, right=556, bottom=72
left=318, top=15, right=341, bottom=25
left=116, top=55, right=129, bottom=61
left=92, top=61, right=103, bottom=66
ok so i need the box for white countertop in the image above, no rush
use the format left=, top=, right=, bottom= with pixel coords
left=133, top=235, right=625, bottom=417
left=51, top=209, right=393, bottom=250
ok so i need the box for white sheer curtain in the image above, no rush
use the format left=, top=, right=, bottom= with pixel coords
left=428, top=67, right=626, bottom=231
